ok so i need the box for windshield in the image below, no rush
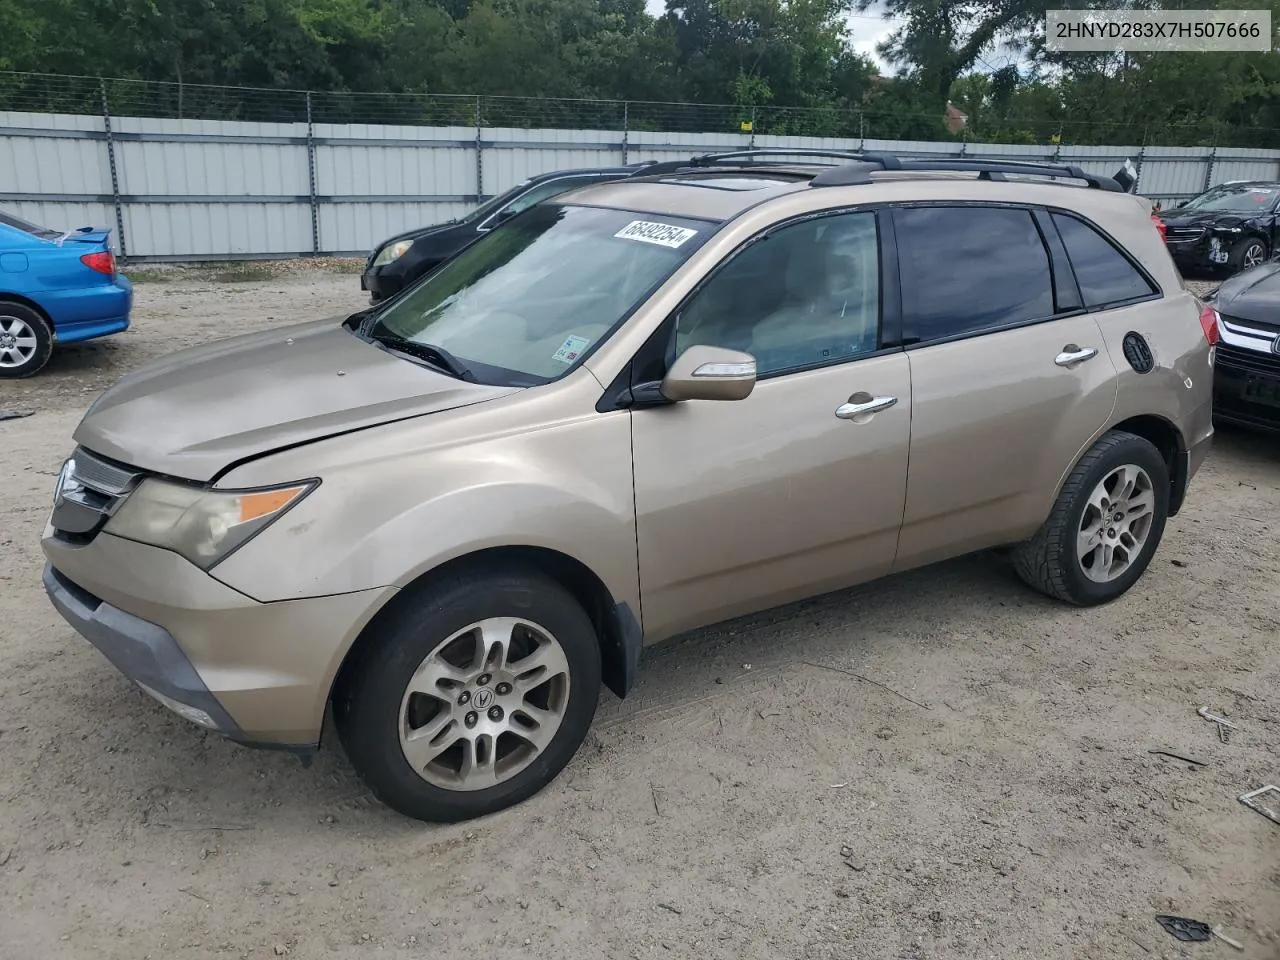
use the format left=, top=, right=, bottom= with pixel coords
left=460, top=181, right=530, bottom=224
left=1183, top=184, right=1279, bottom=213
left=0, top=211, right=59, bottom=239
left=367, top=204, right=713, bottom=384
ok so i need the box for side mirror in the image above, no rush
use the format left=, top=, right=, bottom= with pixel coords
left=660, top=345, right=757, bottom=402
left=494, top=207, right=517, bottom=224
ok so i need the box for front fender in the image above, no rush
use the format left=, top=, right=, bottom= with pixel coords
left=209, top=392, right=639, bottom=620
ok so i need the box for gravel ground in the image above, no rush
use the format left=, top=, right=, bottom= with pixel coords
left=1, top=267, right=1278, bottom=960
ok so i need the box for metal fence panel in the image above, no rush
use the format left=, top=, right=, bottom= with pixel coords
left=6, top=103, right=1280, bottom=261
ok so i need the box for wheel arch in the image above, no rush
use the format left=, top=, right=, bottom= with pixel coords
left=329, top=544, right=642, bottom=728
left=0, top=292, right=54, bottom=327
left=1107, top=413, right=1187, bottom=515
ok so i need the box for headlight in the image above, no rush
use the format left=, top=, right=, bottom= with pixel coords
left=372, top=239, right=413, bottom=267
left=105, top=478, right=315, bottom=569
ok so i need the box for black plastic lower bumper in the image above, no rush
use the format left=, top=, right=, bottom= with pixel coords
left=43, top=564, right=244, bottom=736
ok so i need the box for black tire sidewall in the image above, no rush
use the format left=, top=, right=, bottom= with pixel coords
left=0, top=302, right=52, bottom=379
left=1230, top=238, right=1266, bottom=274
left=337, top=571, right=602, bottom=823
left=1058, top=436, right=1170, bottom=604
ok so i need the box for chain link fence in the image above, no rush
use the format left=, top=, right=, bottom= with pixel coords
left=6, top=69, right=1276, bottom=147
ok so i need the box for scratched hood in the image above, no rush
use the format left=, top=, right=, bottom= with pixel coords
left=73, top=318, right=518, bottom=482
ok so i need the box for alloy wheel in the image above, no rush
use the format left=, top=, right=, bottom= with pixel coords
left=0, top=315, right=38, bottom=369
left=1077, top=463, right=1156, bottom=583
left=1244, top=242, right=1266, bottom=270
left=398, top=617, right=571, bottom=791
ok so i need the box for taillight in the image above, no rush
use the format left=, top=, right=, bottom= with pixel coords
left=1151, top=213, right=1167, bottom=242
left=80, top=251, right=115, bottom=275
left=1198, top=304, right=1221, bottom=346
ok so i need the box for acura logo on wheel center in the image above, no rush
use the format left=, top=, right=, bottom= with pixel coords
left=472, top=688, right=494, bottom=709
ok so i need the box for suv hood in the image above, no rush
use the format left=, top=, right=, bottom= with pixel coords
left=1159, top=209, right=1254, bottom=230
left=74, top=319, right=519, bottom=482
left=1213, top=261, right=1280, bottom=326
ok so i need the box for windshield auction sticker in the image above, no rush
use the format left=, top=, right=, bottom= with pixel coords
left=552, top=334, right=592, bottom=364
left=614, top=220, right=698, bottom=248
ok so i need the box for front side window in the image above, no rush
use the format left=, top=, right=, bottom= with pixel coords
left=895, top=206, right=1056, bottom=343
left=496, top=176, right=607, bottom=222
left=674, top=211, right=881, bottom=376
left=367, top=204, right=712, bottom=384
left=1053, top=212, right=1157, bottom=308
left=461, top=181, right=530, bottom=224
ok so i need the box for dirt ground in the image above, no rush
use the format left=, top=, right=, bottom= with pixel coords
left=1, top=266, right=1278, bottom=960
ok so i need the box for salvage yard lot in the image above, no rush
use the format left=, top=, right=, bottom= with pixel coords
left=1, top=266, right=1278, bottom=960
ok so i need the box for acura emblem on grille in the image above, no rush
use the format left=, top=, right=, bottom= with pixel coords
left=1273, top=335, right=1280, bottom=356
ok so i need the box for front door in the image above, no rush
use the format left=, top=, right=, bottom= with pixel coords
left=631, top=210, right=912, bottom=641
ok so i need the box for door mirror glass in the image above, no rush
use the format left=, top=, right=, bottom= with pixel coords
left=661, top=345, right=756, bottom=402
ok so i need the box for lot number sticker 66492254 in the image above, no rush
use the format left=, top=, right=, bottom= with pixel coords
left=614, top=220, right=699, bottom=248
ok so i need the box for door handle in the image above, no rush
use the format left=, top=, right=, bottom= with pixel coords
left=835, top=395, right=898, bottom=419
left=1055, top=345, right=1098, bottom=367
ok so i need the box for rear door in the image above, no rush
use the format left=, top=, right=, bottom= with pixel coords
left=890, top=203, right=1119, bottom=571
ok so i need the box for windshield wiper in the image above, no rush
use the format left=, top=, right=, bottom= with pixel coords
left=369, top=332, right=474, bottom=381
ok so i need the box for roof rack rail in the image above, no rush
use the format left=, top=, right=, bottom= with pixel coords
left=626, top=148, right=1127, bottom=192
left=810, top=153, right=1125, bottom=192
left=632, top=148, right=862, bottom=178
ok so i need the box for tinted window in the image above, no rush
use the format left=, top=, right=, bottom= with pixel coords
left=500, top=176, right=606, bottom=219
left=0, top=212, right=58, bottom=239
left=895, top=206, right=1055, bottom=343
left=1053, top=213, right=1156, bottom=307
left=675, top=212, right=880, bottom=376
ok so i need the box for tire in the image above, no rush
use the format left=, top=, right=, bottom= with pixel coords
left=0, top=301, right=53, bottom=379
left=334, top=567, right=602, bottom=822
left=1228, top=237, right=1267, bottom=275
left=1012, top=430, right=1170, bottom=606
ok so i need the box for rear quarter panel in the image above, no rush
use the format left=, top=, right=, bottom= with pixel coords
left=1093, top=290, right=1214, bottom=454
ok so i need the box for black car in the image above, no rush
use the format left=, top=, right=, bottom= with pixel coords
left=1204, top=258, right=1280, bottom=432
left=1158, top=181, right=1280, bottom=276
left=361, top=162, right=656, bottom=302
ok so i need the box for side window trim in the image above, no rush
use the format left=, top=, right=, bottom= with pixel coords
left=1045, top=207, right=1163, bottom=311
left=891, top=201, right=1074, bottom=351
left=876, top=207, right=905, bottom=348
left=1032, top=207, right=1085, bottom=315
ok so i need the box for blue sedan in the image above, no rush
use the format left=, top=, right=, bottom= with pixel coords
left=0, top=211, right=133, bottom=378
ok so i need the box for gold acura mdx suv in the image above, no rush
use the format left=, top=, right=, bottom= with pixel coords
left=42, top=151, right=1215, bottom=822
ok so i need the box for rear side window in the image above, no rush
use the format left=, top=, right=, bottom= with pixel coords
left=894, top=206, right=1056, bottom=343
left=1052, top=212, right=1158, bottom=308
left=0, top=212, right=58, bottom=239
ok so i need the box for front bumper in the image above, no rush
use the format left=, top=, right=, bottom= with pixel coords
left=42, top=529, right=393, bottom=747
left=1214, top=341, right=1280, bottom=433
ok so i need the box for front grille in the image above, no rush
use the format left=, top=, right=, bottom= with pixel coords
left=72, top=448, right=137, bottom=495
left=1165, top=225, right=1206, bottom=243
left=51, top=447, right=145, bottom=542
left=1216, top=341, right=1280, bottom=375
left=1222, top=313, right=1280, bottom=336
